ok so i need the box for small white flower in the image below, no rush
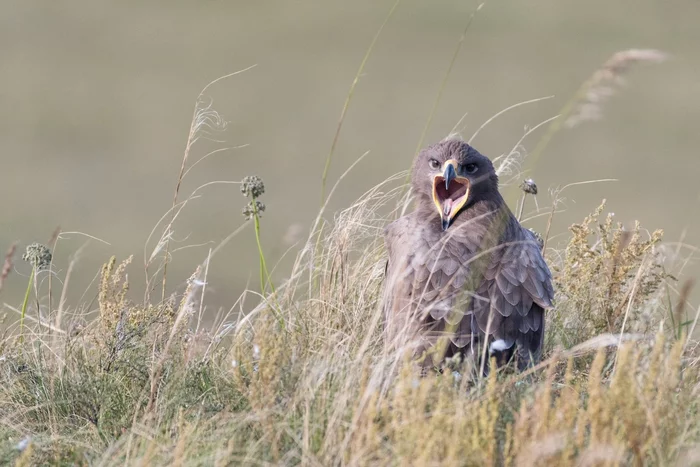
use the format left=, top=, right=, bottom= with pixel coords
left=231, top=360, right=238, bottom=368
left=253, top=344, right=260, bottom=359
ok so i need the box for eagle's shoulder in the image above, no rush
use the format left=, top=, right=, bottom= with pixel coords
left=384, top=212, right=422, bottom=255
left=384, top=212, right=418, bottom=240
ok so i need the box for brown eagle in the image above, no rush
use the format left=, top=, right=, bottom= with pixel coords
left=382, top=137, right=554, bottom=372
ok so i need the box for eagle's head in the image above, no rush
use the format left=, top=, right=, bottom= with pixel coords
left=411, top=137, right=499, bottom=231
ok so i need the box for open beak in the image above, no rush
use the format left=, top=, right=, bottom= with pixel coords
left=432, top=159, right=470, bottom=231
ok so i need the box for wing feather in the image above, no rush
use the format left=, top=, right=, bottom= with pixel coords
left=475, top=222, right=554, bottom=366
left=383, top=208, right=554, bottom=370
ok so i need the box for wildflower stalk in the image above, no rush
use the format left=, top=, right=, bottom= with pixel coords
left=241, top=176, right=278, bottom=301
left=252, top=201, right=275, bottom=295
left=19, top=267, right=34, bottom=340
left=242, top=185, right=284, bottom=330
left=19, top=243, right=52, bottom=341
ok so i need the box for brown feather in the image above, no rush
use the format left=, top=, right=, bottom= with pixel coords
left=383, top=138, right=554, bottom=372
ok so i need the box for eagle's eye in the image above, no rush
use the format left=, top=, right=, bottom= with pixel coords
left=464, top=163, right=478, bottom=174
left=428, top=158, right=440, bottom=170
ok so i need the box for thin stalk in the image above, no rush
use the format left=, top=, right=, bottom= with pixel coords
left=250, top=202, right=285, bottom=330
left=255, top=222, right=265, bottom=294
left=159, top=65, right=257, bottom=303
left=20, top=267, right=35, bottom=340
left=252, top=202, right=275, bottom=295
left=662, top=265, right=676, bottom=336
left=320, top=0, right=401, bottom=206
left=541, top=199, right=557, bottom=259
left=413, top=3, right=483, bottom=160
left=399, top=3, right=484, bottom=205
left=517, top=192, right=527, bottom=222
left=161, top=103, right=198, bottom=303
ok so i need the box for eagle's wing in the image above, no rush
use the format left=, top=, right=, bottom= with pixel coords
left=476, top=226, right=554, bottom=368
left=384, top=212, right=553, bottom=369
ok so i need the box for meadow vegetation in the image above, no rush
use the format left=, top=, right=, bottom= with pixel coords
left=1, top=179, right=699, bottom=466
left=1, top=46, right=698, bottom=466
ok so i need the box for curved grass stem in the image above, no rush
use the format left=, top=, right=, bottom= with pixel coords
left=320, top=0, right=401, bottom=207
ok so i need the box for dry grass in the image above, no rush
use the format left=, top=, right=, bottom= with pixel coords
left=0, top=45, right=695, bottom=466
left=0, top=180, right=698, bottom=466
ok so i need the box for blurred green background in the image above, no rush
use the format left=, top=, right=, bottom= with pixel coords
left=2, top=0, right=699, bottom=315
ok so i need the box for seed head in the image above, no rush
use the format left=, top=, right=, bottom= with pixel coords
left=242, top=200, right=266, bottom=220
left=240, top=175, right=265, bottom=199
left=520, top=178, right=538, bottom=195
left=565, top=49, right=667, bottom=128
left=22, top=243, right=52, bottom=271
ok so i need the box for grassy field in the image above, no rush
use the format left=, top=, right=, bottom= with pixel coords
left=2, top=49, right=700, bottom=465
left=1, top=183, right=698, bottom=466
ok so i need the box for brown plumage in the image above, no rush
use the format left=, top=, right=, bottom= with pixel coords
left=382, top=138, right=554, bottom=372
